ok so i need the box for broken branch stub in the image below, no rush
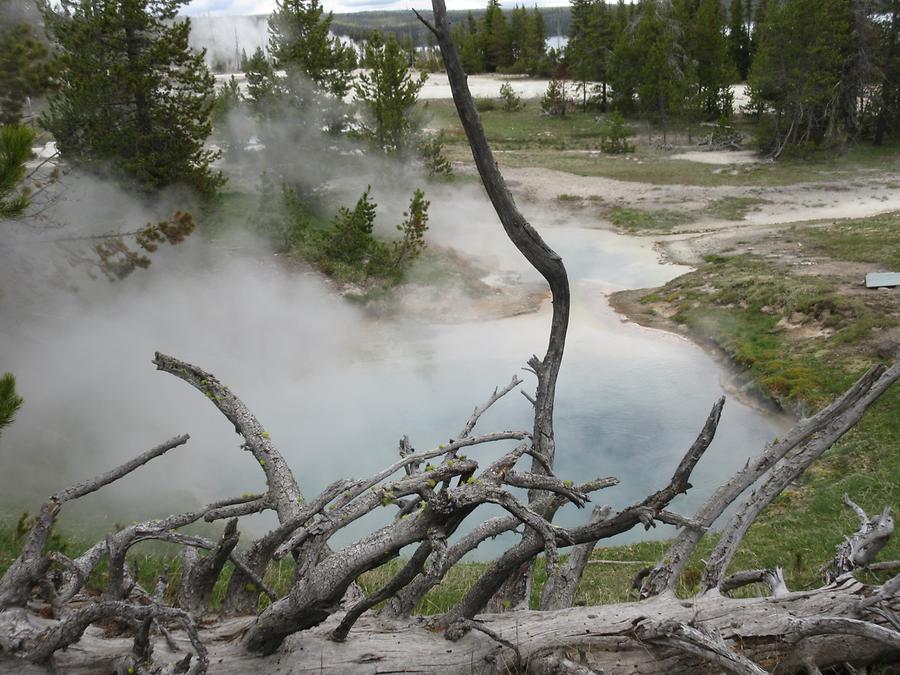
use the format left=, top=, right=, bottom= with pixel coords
left=823, top=494, right=895, bottom=583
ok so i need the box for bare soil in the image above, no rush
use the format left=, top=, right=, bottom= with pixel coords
left=503, top=166, right=900, bottom=241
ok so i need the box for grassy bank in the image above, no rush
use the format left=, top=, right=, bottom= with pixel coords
left=611, top=212, right=900, bottom=590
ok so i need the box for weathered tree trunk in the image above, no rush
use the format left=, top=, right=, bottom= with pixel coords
left=0, top=434, right=190, bottom=607
left=3, top=574, right=898, bottom=673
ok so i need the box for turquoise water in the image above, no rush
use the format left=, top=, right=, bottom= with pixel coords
left=0, top=195, right=790, bottom=557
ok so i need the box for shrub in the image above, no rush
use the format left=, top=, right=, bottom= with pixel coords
left=265, top=184, right=431, bottom=287
left=540, top=78, right=569, bottom=117
left=390, top=189, right=430, bottom=277
left=598, top=111, right=635, bottom=154
left=417, top=132, right=453, bottom=178
left=499, top=82, right=523, bottom=112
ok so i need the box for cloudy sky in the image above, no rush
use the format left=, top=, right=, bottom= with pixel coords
left=182, top=0, right=568, bottom=16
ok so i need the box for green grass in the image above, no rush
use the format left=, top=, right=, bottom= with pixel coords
left=424, top=99, right=612, bottom=152
left=423, top=99, right=900, bottom=187
left=604, top=205, right=692, bottom=232
left=704, top=195, right=771, bottom=220
left=0, top=521, right=708, bottom=612
left=796, top=211, right=900, bottom=267
left=641, top=253, right=897, bottom=404
left=554, top=194, right=693, bottom=232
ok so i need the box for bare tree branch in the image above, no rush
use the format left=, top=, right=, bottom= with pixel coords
left=541, top=505, right=613, bottom=610
left=458, top=375, right=523, bottom=439
left=0, top=434, right=190, bottom=608
left=383, top=477, right=617, bottom=618
left=439, top=400, right=723, bottom=626
left=700, top=361, right=900, bottom=593
left=643, top=362, right=896, bottom=598
left=26, top=601, right=208, bottom=674
left=177, top=519, right=240, bottom=614
left=427, top=0, right=571, bottom=608
left=330, top=541, right=433, bottom=642
left=153, top=353, right=304, bottom=524
left=788, top=616, right=900, bottom=650
left=720, top=567, right=789, bottom=597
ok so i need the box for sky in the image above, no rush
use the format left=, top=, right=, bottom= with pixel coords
left=181, top=0, right=569, bottom=16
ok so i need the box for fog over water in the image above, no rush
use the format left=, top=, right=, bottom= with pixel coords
left=0, top=168, right=791, bottom=557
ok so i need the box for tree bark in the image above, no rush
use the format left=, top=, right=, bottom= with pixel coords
left=4, top=575, right=898, bottom=674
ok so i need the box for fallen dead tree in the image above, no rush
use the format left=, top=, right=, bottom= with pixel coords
left=697, top=122, right=743, bottom=151
left=1, top=1, right=899, bottom=672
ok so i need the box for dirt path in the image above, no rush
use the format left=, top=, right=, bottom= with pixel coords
left=503, top=165, right=900, bottom=248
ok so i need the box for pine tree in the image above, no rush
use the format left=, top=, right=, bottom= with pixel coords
left=354, top=31, right=426, bottom=153
left=0, top=14, right=52, bottom=126
left=322, top=186, right=382, bottom=272
left=566, top=0, right=595, bottom=110
left=416, top=132, right=452, bottom=177
left=591, top=1, right=614, bottom=110
left=268, top=0, right=356, bottom=101
left=748, top=0, right=853, bottom=155
left=541, top=78, right=570, bottom=117
left=872, top=0, right=900, bottom=144
left=634, top=0, right=687, bottom=134
left=211, top=76, right=243, bottom=161
left=41, top=0, right=222, bottom=195
left=509, top=6, right=528, bottom=67
left=598, top=110, right=635, bottom=153
left=482, top=0, right=511, bottom=72
left=523, top=6, right=547, bottom=76
left=688, top=0, right=736, bottom=119
left=499, top=81, right=523, bottom=111
left=244, top=46, right=276, bottom=115
left=456, top=12, right=485, bottom=74
left=728, top=0, right=752, bottom=81
left=610, top=0, right=684, bottom=116
left=0, top=372, right=23, bottom=437
left=391, top=189, right=429, bottom=272
left=564, top=0, right=612, bottom=110
left=0, top=125, right=34, bottom=218
left=608, top=15, right=641, bottom=113
left=750, top=0, right=769, bottom=60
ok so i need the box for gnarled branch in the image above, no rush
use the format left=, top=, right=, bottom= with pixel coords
left=0, top=434, right=190, bottom=608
